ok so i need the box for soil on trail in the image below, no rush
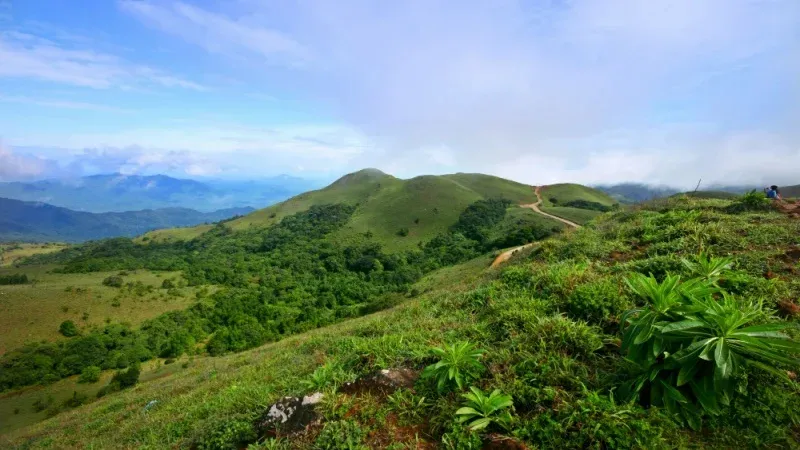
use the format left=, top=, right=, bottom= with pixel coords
left=490, top=186, right=580, bottom=268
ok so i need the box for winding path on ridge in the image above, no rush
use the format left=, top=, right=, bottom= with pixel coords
left=490, top=186, right=581, bottom=268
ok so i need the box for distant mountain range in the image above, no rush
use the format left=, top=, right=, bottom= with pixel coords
left=0, top=197, right=254, bottom=243
left=0, top=173, right=322, bottom=213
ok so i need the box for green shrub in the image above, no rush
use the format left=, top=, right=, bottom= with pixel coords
left=564, top=277, right=629, bottom=326
left=517, top=392, right=676, bottom=449
left=455, top=387, right=513, bottom=431
left=422, top=342, right=485, bottom=393
left=58, top=320, right=79, bottom=337
left=78, top=365, right=101, bottom=383
left=110, top=364, right=140, bottom=389
left=620, top=272, right=800, bottom=428
left=197, top=418, right=257, bottom=450
left=727, top=190, right=771, bottom=213
left=396, top=227, right=409, bottom=237
left=102, top=275, right=123, bottom=288
left=314, top=420, right=366, bottom=450
left=0, top=273, right=28, bottom=285
left=161, top=278, right=175, bottom=289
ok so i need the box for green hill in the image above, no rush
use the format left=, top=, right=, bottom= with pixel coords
left=144, top=169, right=544, bottom=252
left=4, top=196, right=799, bottom=448
left=539, top=183, right=617, bottom=225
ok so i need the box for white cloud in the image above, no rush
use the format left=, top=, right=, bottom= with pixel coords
left=0, top=29, right=205, bottom=90
left=0, top=142, right=50, bottom=180
left=7, top=122, right=372, bottom=178
left=114, top=0, right=799, bottom=187
left=119, top=0, right=310, bottom=66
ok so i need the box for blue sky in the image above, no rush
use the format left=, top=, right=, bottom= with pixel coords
left=0, top=0, right=798, bottom=187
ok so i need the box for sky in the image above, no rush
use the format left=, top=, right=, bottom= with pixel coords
left=0, top=0, right=798, bottom=188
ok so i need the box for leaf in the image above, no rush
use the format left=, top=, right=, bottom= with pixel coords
left=468, top=417, right=493, bottom=431
left=690, top=378, right=719, bottom=413
left=659, top=379, right=689, bottom=403
left=714, top=338, right=730, bottom=368
left=676, top=362, right=700, bottom=386
left=661, top=320, right=705, bottom=334
left=699, top=339, right=718, bottom=361
left=455, top=407, right=480, bottom=416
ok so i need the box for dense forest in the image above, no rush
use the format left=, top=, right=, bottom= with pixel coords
left=1, top=200, right=558, bottom=391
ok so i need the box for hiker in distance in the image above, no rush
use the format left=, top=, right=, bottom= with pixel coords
left=765, top=185, right=783, bottom=201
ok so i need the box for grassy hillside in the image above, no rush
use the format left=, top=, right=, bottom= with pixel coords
left=539, top=206, right=602, bottom=225
left=683, top=190, right=740, bottom=200
left=141, top=169, right=541, bottom=251
left=5, top=196, right=799, bottom=448
left=0, top=243, right=68, bottom=267
left=537, top=184, right=618, bottom=225
left=0, top=266, right=203, bottom=355
left=540, top=183, right=616, bottom=207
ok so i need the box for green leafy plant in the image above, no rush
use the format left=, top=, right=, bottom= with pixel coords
left=422, top=341, right=485, bottom=393
left=681, top=252, right=733, bottom=282
left=621, top=272, right=800, bottom=428
left=455, top=387, right=514, bottom=431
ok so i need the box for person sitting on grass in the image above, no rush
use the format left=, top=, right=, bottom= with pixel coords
left=765, top=185, right=783, bottom=201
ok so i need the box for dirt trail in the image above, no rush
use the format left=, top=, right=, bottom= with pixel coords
left=490, top=186, right=580, bottom=268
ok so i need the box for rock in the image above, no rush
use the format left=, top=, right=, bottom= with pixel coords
left=256, top=392, right=324, bottom=435
left=143, top=400, right=158, bottom=412
left=340, top=368, right=419, bottom=396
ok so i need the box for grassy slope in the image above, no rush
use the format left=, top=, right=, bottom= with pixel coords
left=540, top=183, right=616, bottom=207
left=538, top=183, right=617, bottom=225
left=539, top=206, right=602, bottom=225
left=0, top=266, right=203, bottom=355
left=486, top=206, right=565, bottom=243
left=7, top=198, right=800, bottom=448
left=134, top=224, right=213, bottom=244
left=138, top=170, right=540, bottom=252
left=0, top=244, right=68, bottom=267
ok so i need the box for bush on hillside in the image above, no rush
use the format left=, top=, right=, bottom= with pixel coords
left=102, top=275, right=124, bottom=288
left=562, top=199, right=613, bottom=212
left=111, top=364, right=140, bottom=389
left=78, top=365, right=102, bottom=383
left=0, top=273, right=28, bottom=285
left=727, top=190, right=771, bottom=213
left=58, top=320, right=79, bottom=337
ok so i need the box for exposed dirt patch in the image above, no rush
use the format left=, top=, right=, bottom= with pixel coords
left=366, top=413, right=436, bottom=449
left=781, top=248, right=800, bottom=264
left=778, top=299, right=800, bottom=318
left=340, top=368, right=419, bottom=397
left=484, top=433, right=531, bottom=450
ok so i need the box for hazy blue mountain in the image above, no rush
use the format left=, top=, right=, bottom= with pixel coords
left=0, top=173, right=321, bottom=213
left=0, top=197, right=254, bottom=243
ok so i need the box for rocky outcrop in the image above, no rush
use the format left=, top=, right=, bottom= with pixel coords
left=340, top=368, right=418, bottom=396
left=256, top=392, right=324, bottom=436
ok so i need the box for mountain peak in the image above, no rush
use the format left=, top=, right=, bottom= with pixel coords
left=331, top=168, right=393, bottom=186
